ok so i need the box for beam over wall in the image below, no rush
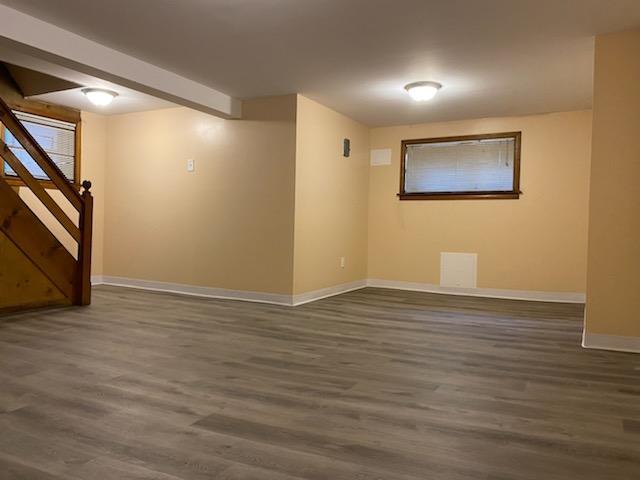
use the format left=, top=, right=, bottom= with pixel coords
left=0, top=4, right=241, bottom=119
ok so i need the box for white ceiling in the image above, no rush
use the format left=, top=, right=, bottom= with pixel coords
left=1, top=0, right=640, bottom=126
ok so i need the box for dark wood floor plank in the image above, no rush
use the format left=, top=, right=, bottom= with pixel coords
left=1, top=286, right=639, bottom=479
left=0, top=453, right=68, bottom=480
left=623, top=419, right=640, bottom=435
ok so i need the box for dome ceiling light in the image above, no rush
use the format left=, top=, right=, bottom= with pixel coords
left=404, top=81, right=442, bottom=102
left=82, top=88, right=118, bottom=107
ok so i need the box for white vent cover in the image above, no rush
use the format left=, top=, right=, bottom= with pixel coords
left=440, top=252, right=477, bottom=288
left=370, top=148, right=392, bottom=166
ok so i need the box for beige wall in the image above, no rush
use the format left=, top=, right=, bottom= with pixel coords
left=81, top=111, right=108, bottom=276
left=585, top=30, right=640, bottom=338
left=368, top=110, right=593, bottom=293
left=103, top=96, right=297, bottom=295
left=19, top=111, right=108, bottom=276
left=12, top=98, right=596, bottom=302
left=293, top=96, right=370, bottom=294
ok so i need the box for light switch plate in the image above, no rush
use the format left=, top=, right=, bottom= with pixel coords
left=187, top=159, right=195, bottom=172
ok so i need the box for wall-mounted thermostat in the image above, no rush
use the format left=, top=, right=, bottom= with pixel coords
left=343, top=138, right=351, bottom=157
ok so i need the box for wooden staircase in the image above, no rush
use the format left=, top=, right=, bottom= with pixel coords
left=0, top=95, right=93, bottom=311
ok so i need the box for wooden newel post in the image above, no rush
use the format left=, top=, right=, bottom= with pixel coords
left=75, top=180, right=94, bottom=306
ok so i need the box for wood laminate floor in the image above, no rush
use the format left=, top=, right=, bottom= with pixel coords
left=0, top=286, right=639, bottom=479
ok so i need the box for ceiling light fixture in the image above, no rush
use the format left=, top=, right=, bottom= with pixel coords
left=404, top=81, right=442, bottom=102
left=82, top=88, right=118, bottom=107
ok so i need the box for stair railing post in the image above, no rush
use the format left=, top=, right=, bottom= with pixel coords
left=75, top=180, right=94, bottom=306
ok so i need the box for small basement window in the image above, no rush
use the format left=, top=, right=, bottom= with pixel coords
left=398, top=132, right=521, bottom=200
left=1, top=110, right=79, bottom=187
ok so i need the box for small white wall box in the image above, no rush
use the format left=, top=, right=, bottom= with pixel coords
left=370, top=148, right=392, bottom=166
left=440, top=252, right=478, bottom=288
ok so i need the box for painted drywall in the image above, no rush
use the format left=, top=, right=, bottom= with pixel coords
left=0, top=231, right=66, bottom=310
left=293, top=96, right=370, bottom=294
left=19, top=110, right=108, bottom=276
left=585, top=30, right=640, bottom=338
left=368, top=110, right=593, bottom=294
left=81, top=111, right=108, bottom=276
left=11, top=101, right=595, bottom=305
left=102, top=96, right=297, bottom=295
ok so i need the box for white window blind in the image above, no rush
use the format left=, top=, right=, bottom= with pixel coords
left=404, top=137, right=516, bottom=193
left=3, top=111, right=76, bottom=182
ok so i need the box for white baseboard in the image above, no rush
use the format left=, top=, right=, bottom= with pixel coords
left=366, top=279, right=585, bottom=303
left=91, top=275, right=586, bottom=307
left=96, top=275, right=367, bottom=307
left=291, top=280, right=368, bottom=306
left=98, top=275, right=292, bottom=306
left=582, top=332, right=640, bottom=353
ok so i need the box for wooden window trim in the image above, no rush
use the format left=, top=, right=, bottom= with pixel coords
left=0, top=103, right=82, bottom=191
left=398, top=131, right=522, bottom=200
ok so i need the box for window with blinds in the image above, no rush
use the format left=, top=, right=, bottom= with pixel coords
left=2, top=111, right=77, bottom=183
left=399, top=132, right=521, bottom=200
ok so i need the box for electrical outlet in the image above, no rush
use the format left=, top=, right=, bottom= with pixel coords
left=187, top=159, right=195, bottom=172
left=340, top=256, right=345, bottom=268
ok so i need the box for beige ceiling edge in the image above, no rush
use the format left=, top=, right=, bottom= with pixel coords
left=0, top=3, right=241, bottom=119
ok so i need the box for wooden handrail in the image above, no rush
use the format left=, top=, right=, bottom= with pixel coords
left=0, top=138, right=81, bottom=242
left=0, top=96, right=83, bottom=211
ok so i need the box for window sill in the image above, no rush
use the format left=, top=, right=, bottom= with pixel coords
left=397, top=191, right=521, bottom=201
